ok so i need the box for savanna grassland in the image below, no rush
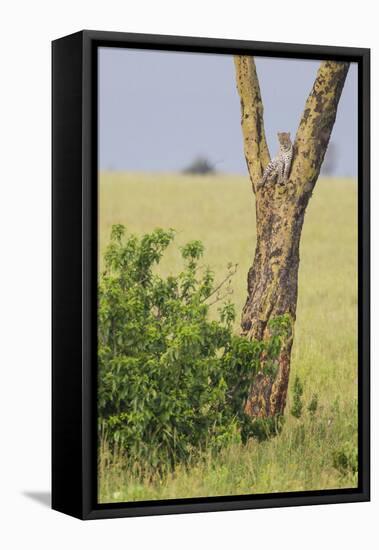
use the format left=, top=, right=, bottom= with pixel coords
left=98, top=172, right=358, bottom=503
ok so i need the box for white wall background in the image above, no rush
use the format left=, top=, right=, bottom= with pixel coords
left=0, top=1, right=376, bottom=548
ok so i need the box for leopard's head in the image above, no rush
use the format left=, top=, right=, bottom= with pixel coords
left=277, top=132, right=292, bottom=150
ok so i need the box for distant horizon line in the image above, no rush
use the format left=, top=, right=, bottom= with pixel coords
left=98, top=169, right=357, bottom=179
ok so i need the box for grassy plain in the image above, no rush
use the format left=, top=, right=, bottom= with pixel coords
left=98, top=172, right=358, bottom=502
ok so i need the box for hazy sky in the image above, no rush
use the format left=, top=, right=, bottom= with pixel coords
left=99, top=48, right=358, bottom=177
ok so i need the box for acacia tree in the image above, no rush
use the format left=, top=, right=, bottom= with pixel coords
left=234, top=57, right=349, bottom=419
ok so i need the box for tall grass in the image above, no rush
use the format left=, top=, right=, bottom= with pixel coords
left=98, top=172, right=358, bottom=502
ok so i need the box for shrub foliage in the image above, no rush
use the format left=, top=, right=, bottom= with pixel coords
left=290, top=375, right=304, bottom=419
left=98, top=225, right=287, bottom=471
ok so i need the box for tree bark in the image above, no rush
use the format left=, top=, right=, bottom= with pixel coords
left=234, top=56, right=349, bottom=418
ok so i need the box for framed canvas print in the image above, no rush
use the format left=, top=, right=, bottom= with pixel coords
left=52, top=30, right=370, bottom=519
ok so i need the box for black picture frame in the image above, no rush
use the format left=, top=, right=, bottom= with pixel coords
left=52, top=30, right=370, bottom=520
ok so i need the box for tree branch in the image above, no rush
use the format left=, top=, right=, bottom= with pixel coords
left=234, top=56, right=270, bottom=193
left=201, top=264, right=237, bottom=303
left=291, top=61, right=350, bottom=196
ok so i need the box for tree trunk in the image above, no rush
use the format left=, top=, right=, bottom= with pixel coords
left=234, top=56, right=349, bottom=418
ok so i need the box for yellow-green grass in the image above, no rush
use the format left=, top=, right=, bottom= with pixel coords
left=98, top=172, right=358, bottom=503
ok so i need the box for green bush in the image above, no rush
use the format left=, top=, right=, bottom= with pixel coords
left=333, top=443, right=358, bottom=476
left=98, top=225, right=285, bottom=471
left=290, top=375, right=304, bottom=419
left=307, top=393, right=318, bottom=417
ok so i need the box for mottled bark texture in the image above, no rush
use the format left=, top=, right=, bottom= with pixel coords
left=234, top=56, right=349, bottom=418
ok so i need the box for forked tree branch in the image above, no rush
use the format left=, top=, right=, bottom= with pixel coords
left=234, top=57, right=349, bottom=197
